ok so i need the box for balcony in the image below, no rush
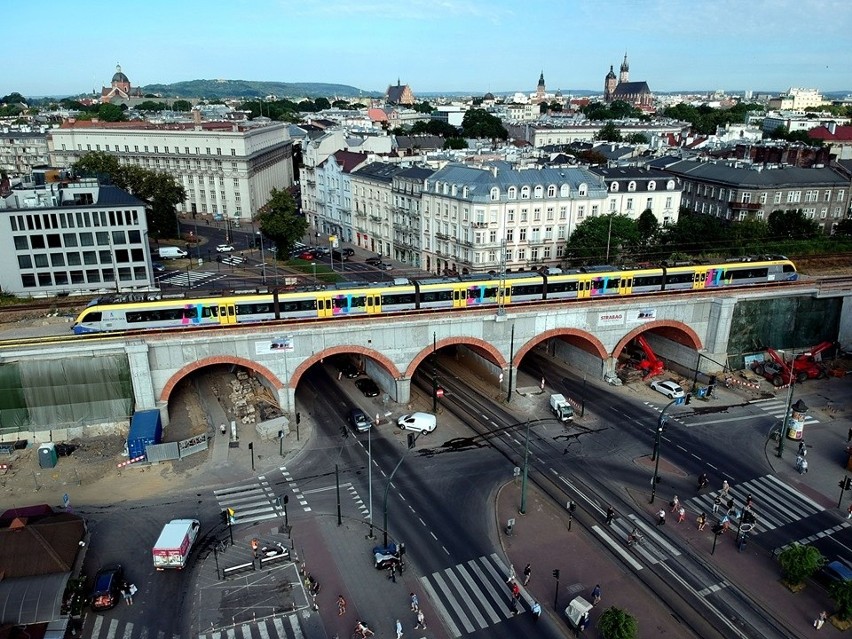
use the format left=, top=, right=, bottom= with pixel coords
left=355, top=211, right=367, bottom=219
left=369, top=215, right=383, bottom=223
left=472, top=222, right=488, bottom=228
left=435, top=232, right=450, bottom=240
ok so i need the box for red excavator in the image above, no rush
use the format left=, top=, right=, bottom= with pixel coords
left=792, top=341, right=834, bottom=380
left=753, top=342, right=833, bottom=386
left=753, top=348, right=796, bottom=387
left=634, top=335, right=665, bottom=379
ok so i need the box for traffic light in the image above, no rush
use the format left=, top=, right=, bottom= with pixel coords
left=407, top=433, right=416, bottom=450
left=552, top=569, right=560, bottom=579
left=685, top=394, right=692, bottom=405
left=227, top=508, right=236, bottom=524
left=220, top=510, right=228, bottom=524
left=845, top=477, right=852, bottom=491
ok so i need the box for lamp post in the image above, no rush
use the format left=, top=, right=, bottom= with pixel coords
left=257, top=231, right=266, bottom=284
left=311, top=262, right=317, bottom=281
left=506, top=323, right=515, bottom=403
left=650, top=398, right=682, bottom=504
left=519, top=420, right=532, bottom=514
left=777, top=376, right=796, bottom=458
left=367, top=421, right=374, bottom=539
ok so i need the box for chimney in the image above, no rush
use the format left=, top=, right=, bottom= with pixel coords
left=827, top=121, right=837, bottom=135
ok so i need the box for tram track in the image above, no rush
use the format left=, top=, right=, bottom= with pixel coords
left=417, top=362, right=798, bottom=639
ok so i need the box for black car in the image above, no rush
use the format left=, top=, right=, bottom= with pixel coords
left=340, top=363, right=360, bottom=379
left=91, top=564, right=124, bottom=610
left=365, top=256, right=383, bottom=265
left=355, top=378, right=380, bottom=397
left=341, top=248, right=355, bottom=257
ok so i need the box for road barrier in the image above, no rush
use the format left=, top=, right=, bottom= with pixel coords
left=259, top=550, right=290, bottom=568
left=221, top=561, right=256, bottom=580
left=116, top=455, right=146, bottom=468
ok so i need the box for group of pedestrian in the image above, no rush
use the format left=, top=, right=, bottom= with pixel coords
left=121, top=581, right=136, bottom=606
left=343, top=592, right=424, bottom=638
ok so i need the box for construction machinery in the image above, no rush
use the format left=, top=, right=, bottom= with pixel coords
left=634, top=335, right=665, bottom=379
left=753, top=342, right=832, bottom=386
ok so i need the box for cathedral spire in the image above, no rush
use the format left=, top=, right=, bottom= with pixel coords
left=619, top=53, right=629, bottom=83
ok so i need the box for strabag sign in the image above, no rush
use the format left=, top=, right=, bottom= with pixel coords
left=598, top=309, right=656, bottom=326
left=598, top=311, right=625, bottom=326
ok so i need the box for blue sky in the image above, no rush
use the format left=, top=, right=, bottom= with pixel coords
left=5, top=0, right=850, bottom=97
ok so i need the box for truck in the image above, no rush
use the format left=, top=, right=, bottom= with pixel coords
left=152, top=519, right=200, bottom=570
left=127, top=409, right=162, bottom=460
left=158, top=246, right=188, bottom=259
left=549, top=394, right=574, bottom=422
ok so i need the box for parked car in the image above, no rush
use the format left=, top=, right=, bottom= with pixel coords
left=355, top=378, right=380, bottom=397
left=216, top=244, right=235, bottom=253
left=373, top=542, right=403, bottom=570
left=91, top=564, right=124, bottom=611
left=377, top=262, right=394, bottom=271
left=152, top=262, right=166, bottom=273
left=365, top=256, right=383, bottom=265
left=397, top=412, right=437, bottom=433
left=650, top=380, right=685, bottom=399
left=341, top=248, right=355, bottom=257
left=340, top=363, right=360, bottom=379
left=820, top=560, right=852, bottom=586
left=298, top=251, right=315, bottom=260
left=348, top=408, right=372, bottom=433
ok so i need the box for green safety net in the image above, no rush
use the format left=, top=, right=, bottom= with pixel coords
left=0, top=355, right=133, bottom=433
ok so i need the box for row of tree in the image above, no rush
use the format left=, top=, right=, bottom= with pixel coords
left=662, top=102, right=764, bottom=135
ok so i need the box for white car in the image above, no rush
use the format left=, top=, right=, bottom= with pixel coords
left=650, top=380, right=685, bottom=399
left=397, top=412, right=436, bottom=433
left=216, top=244, right=235, bottom=253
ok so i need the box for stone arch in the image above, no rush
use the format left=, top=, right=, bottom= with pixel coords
left=289, top=345, right=402, bottom=389
left=612, top=320, right=702, bottom=359
left=514, top=328, right=607, bottom=366
left=159, top=355, right=283, bottom=403
left=405, top=336, right=506, bottom=379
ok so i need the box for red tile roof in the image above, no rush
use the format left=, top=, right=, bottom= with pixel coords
left=808, top=125, right=852, bottom=141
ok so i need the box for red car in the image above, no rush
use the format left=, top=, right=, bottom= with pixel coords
left=298, top=251, right=315, bottom=260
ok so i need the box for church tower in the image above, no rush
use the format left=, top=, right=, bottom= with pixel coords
left=619, top=53, right=629, bottom=83
left=536, top=71, right=546, bottom=102
left=604, top=65, right=617, bottom=102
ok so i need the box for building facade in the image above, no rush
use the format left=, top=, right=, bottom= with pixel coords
left=313, top=150, right=368, bottom=244
left=48, top=121, right=294, bottom=224
left=0, top=131, right=51, bottom=176
left=504, top=120, right=687, bottom=147
left=588, top=167, right=682, bottom=226
left=392, top=166, right=434, bottom=267
left=420, top=164, right=609, bottom=275
left=655, top=159, right=850, bottom=234
left=603, top=54, right=653, bottom=107
left=350, top=162, right=404, bottom=257
left=0, top=179, right=153, bottom=297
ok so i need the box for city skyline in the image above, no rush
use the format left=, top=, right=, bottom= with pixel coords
left=4, top=0, right=851, bottom=98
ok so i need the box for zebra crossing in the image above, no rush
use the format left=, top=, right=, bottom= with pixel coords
left=198, top=613, right=308, bottom=639
left=90, top=616, right=181, bottom=639
left=684, top=474, right=824, bottom=534
left=157, top=271, right=226, bottom=288
left=605, top=515, right=683, bottom=567
left=214, top=475, right=284, bottom=524
left=419, top=553, right=524, bottom=637
left=749, top=397, right=820, bottom=425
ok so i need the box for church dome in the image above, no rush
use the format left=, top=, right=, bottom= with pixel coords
left=483, top=92, right=495, bottom=101
left=112, top=64, right=129, bottom=84
left=605, top=65, right=616, bottom=80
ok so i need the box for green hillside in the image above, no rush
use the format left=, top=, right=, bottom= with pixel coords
left=139, top=79, right=371, bottom=99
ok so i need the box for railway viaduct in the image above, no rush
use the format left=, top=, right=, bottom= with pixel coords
left=0, top=278, right=850, bottom=438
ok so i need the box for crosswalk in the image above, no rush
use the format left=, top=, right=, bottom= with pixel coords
left=90, top=617, right=182, bottom=639
left=157, top=271, right=227, bottom=288
left=198, top=613, right=308, bottom=639
left=214, top=475, right=284, bottom=524
left=685, top=474, right=824, bottom=535
left=419, top=553, right=526, bottom=637
left=749, top=397, right=820, bottom=425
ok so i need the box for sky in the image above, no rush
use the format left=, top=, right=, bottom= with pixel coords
left=4, top=0, right=851, bottom=98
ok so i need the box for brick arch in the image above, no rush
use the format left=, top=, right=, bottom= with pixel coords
left=159, top=355, right=284, bottom=404
left=513, top=328, right=608, bottom=366
left=405, top=336, right=506, bottom=379
left=613, top=320, right=703, bottom=359
left=289, top=345, right=402, bottom=389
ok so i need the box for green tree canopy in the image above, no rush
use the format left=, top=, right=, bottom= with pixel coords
left=597, top=606, right=638, bottom=639
left=833, top=218, right=852, bottom=237
left=1, top=92, right=26, bottom=104
left=98, top=103, right=127, bottom=122
left=636, top=209, right=659, bottom=244
left=461, top=109, right=508, bottom=140
left=661, top=209, right=729, bottom=257
left=257, top=188, right=308, bottom=256
left=831, top=580, right=852, bottom=621
left=663, top=101, right=764, bottom=135
left=313, top=97, right=331, bottom=111
left=135, top=101, right=168, bottom=112
left=412, top=101, right=433, bottom=114
left=172, top=99, right=192, bottom=112
left=409, top=119, right=460, bottom=137
left=778, top=543, right=824, bottom=585
left=565, top=214, right=639, bottom=264
left=768, top=209, right=821, bottom=240
left=443, top=138, right=468, bottom=150
left=626, top=132, right=649, bottom=144
left=595, top=121, right=623, bottom=142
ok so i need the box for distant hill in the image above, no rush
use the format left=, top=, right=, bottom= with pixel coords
left=139, top=79, right=372, bottom=99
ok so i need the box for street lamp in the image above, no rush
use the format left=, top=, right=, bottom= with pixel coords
left=311, top=262, right=317, bottom=281
left=382, top=432, right=421, bottom=547
left=257, top=231, right=266, bottom=285
left=650, top=397, right=687, bottom=503
left=519, top=420, right=532, bottom=514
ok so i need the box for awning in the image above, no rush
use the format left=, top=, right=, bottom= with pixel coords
left=0, top=572, right=70, bottom=625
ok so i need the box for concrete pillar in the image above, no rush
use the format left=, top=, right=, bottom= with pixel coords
left=603, top=357, right=618, bottom=378
left=125, top=342, right=155, bottom=411
left=278, top=386, right=295, bottom=415
left=705, top=297, right=737, bottom=355
left=395, top=378, right=411, bottom=405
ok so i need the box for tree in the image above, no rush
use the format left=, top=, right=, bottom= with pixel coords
left=636, top=209, right=659, bottom=244
left=135, top=101, right=168, bottom=112
left=1, top=92, right=26, bottom=105
left=731, top=217, right=768, bottom=253
left=565, top=215, right=639, bottom=264
left=444, top=138, right=468, bottom=150
left=313, top=97, right=331, bottom=111
left=98, top=103, right=126, bottom=122
left=257, top=188, right=308, bottom=255
left=595, top=122, right=623, bottom=142
left=412, top=101, right=433, bottom=114
left=626, top=132, right=649, bottom=144
left=778, top=543, right=824, bottom=586
left=768, top=209, right=821, bottom=240
left=172, top=100, right=192, bottom=112
left=597, top=606, right=638, bottom=639
left=662, top=210, right=728, bottom=257
left=831, top=580, right=852, bottom=620
left=833, top=218, right=852, bottom=237
left=461, top=109, right=508, bottom=140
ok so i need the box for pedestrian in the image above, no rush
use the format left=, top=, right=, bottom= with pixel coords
left=509, top=597, right=519, bottom=615
left=670, top=495, right=679, bottom=513
left=726, top=497, right=735, bottom=511
left=122, top=582, right=132, bottom=605
left=697, top=512, right=707, bottom=531
left=251, top=538, right=260, bottom=559
left=657, top=508, right=666, bottom=525
left=677, top=506, right=686, bottom=523
left=531, top=601, right=542, bottom=622
left=414, top=610, right=426, bottom=629
left=605, top=506, right=615, bottom=526
left=745, top=494, right=753, bottom=509
left=591, top=584, right=601, bottom=606
left=721, top=479, right=729, bottom=495
left=396, top=618, right=404, bottom=639
left=848, top=427, right=852, bottom=443
left=388, top=562, right=397, bottom=583
left=511, top=581, right=520, bottom=599
left=798, top=441, right=807, bottom=456
left=410, top=592, right=419, bottom=612
left=523, top=563, right=532, bottom=585
left=337, top=594, right=346, bottom=616
left=577, top=611, right=589, bottom=635
left=814, top=610, right=827, bottom=629
left=712, top=495, right=721, bottom=514
left=847, top=503, right=852, bottom=520
left=698, top=472, right=708, bottom=490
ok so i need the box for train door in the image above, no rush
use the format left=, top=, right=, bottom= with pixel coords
left=218, top=302, right=236, bottom=325
left=618, top=275, right=634, bottom=295
left=316, top=295, right=334, bottom=318
left=577, top=277, right=593, bottom=299
left=365, top=293, right=382, bottom=314
left=452, top=285, right=467, bottom=308
left=497, top=284, right=509, bottom=307
left=692, top=270, right=707, bottom=289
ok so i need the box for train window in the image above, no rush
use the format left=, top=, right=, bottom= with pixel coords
left=481, top=286, right=498, bottom=299
left=349, top=296, right=366, bottom=309
left=85, top=312, right=102, bottom=322
left=730, top=268, right=768, bottom=280
left=633, top=275, right=663, bottom=288
left=782, top=264, right=796, bottom=273
left=201, top=306, right=218, bottom=318
left=421, top=290, right=453, bottom=303
left=509, top=284, right=544, bottom=297
left=383, top=293, right=415, bottom=305
left=547, top=281, right=579, bottom=293
left=664, top=273, right=694, bottom=285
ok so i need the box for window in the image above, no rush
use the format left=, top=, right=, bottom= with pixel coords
left=533, top=208, right=541, bottom=221
left=648, top=181, right=656, bottom=191
left=31, top=235, right=45, bottom=249
left=520, top=209, right=528, bottom=223
left=506, top=229, right=514, bottom=242
left=546, top=207, right=554, bottom=221
left=519, top=228, right=527, bottom=242
left=578, top=206, right=585, bottom=218
left=759, top=192, right=768, bottom=204
left=628, top=181, right=636, bottom=192
left=591, top=205, right=599, bottom=216
left=646, top=198, right=653, bottom=210
left=787, top=191, right=801, bottom=203
left=610, top=182, right=619, bottom=192
left=490, top=187, right=499, bottom=201
left=578, top=184, right=587, bottom=196
left=21, top=274, right=36, bottom=288
left=521, top=186, right=530, bottom=199
left=665, top=197, right=672, bottom=209
left=547, top=185, right=556, bottom=198
left=626, top=198, right=634, bottom=210
left=14, top=236, right=28, bottom=250
left=51, top=253, right=65, bottom=267
left=83, top=251, right=98, bottom=265
left=741, top=192, right=751, bottom=203
left=18, top=255, right=32, bottom=269
left=774, top=192, right=783, bottom=204
left=533, top=186, right=543, bottom=198
left=34, top=254, right=49, bottom=268
left=609, top=199, right=617, bottom=212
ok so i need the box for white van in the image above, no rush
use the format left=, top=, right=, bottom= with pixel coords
left=158, top=246, right=188, bottom=260
left=152, top=519, right=200, bottom=570
left=397, top=412, right=436, bottom=433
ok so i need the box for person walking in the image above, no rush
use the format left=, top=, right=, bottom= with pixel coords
left=712, top=495, right=721, bottom=514
left=677, top=506, right=686, bottom=523
left=721, top=480, right=730, bottom=495
left=591, top=584, right=601, bottom=606
left=523, top=563, right=532, bottom=585
left=414, top=610, right=426, bottom=629
left=605, top=506, right=615, bottom=526
left=670, top=495, right=679, bottom=513
left=814, top=610, right=827, bottom=629
left=251, top=538, right=260, bottom=559
left=697, top=472, right=708, bottom=490
left=337, top=594, right=346, bottom=616
left=395, top=618, right=404, bottom=639
left=409, top=592, right=419, bottom=612
left=657, top=508, right=666, bottom=525
left=509, top=596, right=519, bottom=616
left=510, top=581, right=521, bottom=599
left=697, top=512, right=707, bottom=531
left=847, top=503, right=852, bottom=520
left=531, top=601, right=542, bottom=623
left=122, top=583, right=132, bottom=605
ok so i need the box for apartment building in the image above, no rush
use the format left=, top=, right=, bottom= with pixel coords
left=420, top=163, right=609, bottom=275
left=313, top=150, right=369, bottom=243
left=652, top=159, right=850, bottom=234
left=0, top=130, right=50, bottom=175
left=391, top=167, right=435, bottom=267
left=350, top=161, right=405, bottom=257
left=504, top=119, right=687, bottom=147
left=588, top=167, right=682, bottom=226
left=0, top=179, right=153, bottom=297
left=48, top=120, right=294, bottom=224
